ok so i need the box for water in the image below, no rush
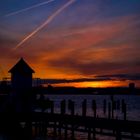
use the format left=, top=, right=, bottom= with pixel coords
left=35, top=94, right=140, bottom=140
left=40, top=94, right=140, bottom=121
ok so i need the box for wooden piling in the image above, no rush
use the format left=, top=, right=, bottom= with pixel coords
left=51, top=101, right=54, bottom=114
left=58, top=121, right=62, bottom=137
left=88, top=127, right=91, bottom=140
left=92, top=100, right=96, bottom=118
left=68, top=100, right=75, bottom=116
left=108, top=102, right=111, bottom=119
left=82, top=99, right=87, bottom=116
left=103, top=99, right=106, bottom=114
left=53, top=121, right=57, bottom=137
left=64, top=124, right=68, bottom=140
left=117, top=100, right=120, bottom=110
left=112, top=102, right=114, bottom=119
left=121, top=99, right=125, bottom=113
left=92, top=128, right=96, bottom=140
left=71, top=124, right=75, bottom=140
left=123, top=103, right=127, bottom=120
left=61, top=100, right=66, bottom=115
left=116, top=130, right=121, bottom=140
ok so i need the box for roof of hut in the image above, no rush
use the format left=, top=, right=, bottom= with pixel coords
left=8, top=58, right=35, bottom=73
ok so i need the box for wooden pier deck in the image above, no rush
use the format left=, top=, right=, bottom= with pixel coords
left=0, top=113, right=140, bottom=140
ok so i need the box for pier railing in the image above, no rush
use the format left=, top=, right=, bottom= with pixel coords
left=0, top=113, right=140, bottom=140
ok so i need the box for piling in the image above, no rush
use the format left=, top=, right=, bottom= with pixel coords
left=53, top=121, right=57, bottom=137
left=68, top=100, right=75, bottom=116
left=117, top=100, right=120, bottom=110
left=103, top=99, right=106, bottom=114
left=123, top=103, right=127, bottom=120
left=92, top=128, right=96, bottom=140
left=121, top=99, right=125, bottom=113
left=51, top=101, right=54, bottom=114
left=108, top=102, right=111, bottom=119
left=88, top=127, right=91, bottom=140
left=61, top=100, right=66, bottom=115
left=71, top=123, right=75, bottom=140
left=82, top=99, right=87, bottom=116
left=116, top=130, right=121, bottom=140
left=64, top=123, right=68, bottom=140
left=92, top=100, right=96, bottom=118
left=58, top=121, right=62, bottom=137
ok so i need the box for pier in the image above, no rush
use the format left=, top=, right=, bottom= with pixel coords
left=0, top=97, right=140, bottom=140
left=0, top=113, right=140, bottom=140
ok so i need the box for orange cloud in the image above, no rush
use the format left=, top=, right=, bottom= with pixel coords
left=0, top=14, right=140, bottom=88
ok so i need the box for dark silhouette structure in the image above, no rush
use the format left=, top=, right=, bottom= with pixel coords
left=0, top=58, right=139, bottom=140
left=8, top=58, right=35, bottom=112
left=8, top=58, right=35, bottom=90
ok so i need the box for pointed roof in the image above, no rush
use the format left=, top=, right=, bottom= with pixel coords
left=8, top=58, right=35, bottom=73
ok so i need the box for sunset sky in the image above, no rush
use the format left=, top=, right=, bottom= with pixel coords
left=0, top=0, right=140, bottom=87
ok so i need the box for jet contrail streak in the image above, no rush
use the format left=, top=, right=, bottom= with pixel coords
left=14, top=0, right=76, bottom=50
left=5, top=0, right=54, bottom=17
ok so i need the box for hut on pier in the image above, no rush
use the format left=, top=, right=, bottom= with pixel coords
left=8, top=58, right=35, bottom=112
left=9, top=58, right=35, bottom=90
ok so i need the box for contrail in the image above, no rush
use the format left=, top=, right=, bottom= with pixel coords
left=14, top=0, right=76, bottom=50
left=5, top=0, right=55, bottom=17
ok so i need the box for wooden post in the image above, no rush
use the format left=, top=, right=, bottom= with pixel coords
left=116, top=130, right=121, bottom=140
left=51, top=101, right=54, bottom=114
left=25, top=119, right=32, bottom=140
left=92, top=100, right=96, bottom=118
left=45, top=121, right=48, bottom=137
left=71, top=101, right=75, bottom=116
left=110, top=95, right=114, bottom=102
left=92, top=128, right=96, bottom=140
left=53, top=121, right=57, bottom=137
left=58, top=121, right=62, bottom=138
left=64, top=124, right=68, bottom=140
left=112, top=101, right=114, bottom=119
left=82, top=99, right=87, bottom=116
left=103, top=99, right=106, bottom=114
left=42, top=120, right=46, bottom=137
left=61, top=100, right=66, bottom=114
left=34, top=122, right=38, bottom=137
left=38, top=121, right=42, bottom=137
left=121, top=99, right=125, bottom=113
left=108, top=102, right=111, bottom=119
left=117, top=100, right=120, bottom=110
left=71, top=124, right=75, bottom=140
left=123, top=103, right=127, bottom=121
left=88, top=127, right=91, bottom=140
left=68, top=100, right=75, bottom=116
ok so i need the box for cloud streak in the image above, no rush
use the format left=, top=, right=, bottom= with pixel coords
left=33, top=73, right=140, bottom=85
left=14, top=0, right=76, bottom=50
left=5, top=0, right=55, bottom=17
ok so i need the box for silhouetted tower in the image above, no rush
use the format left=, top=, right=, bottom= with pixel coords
left=8, top=58, right=35, bottom=112
left=8, top=58, right=35, bottom=90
